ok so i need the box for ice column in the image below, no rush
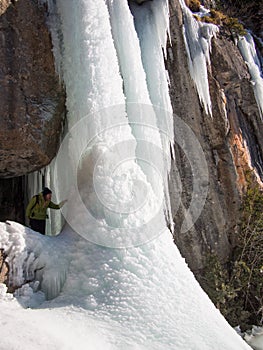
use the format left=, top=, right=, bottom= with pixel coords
left=238, top=33, right=263, bottom=119
left=129, top=0, right=175, bottom=230
left=43, top=0, right=168, bottom=247
left=179, top=0, right=218, bottom=116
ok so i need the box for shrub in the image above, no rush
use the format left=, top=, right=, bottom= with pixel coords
left=234, top=174, right=263, bottom=325
left=197, top=8, right=247, bottom=36
left=201, top=173, right=263, bottom=330
left=224, top=17, right=247, bottom=36
left=185, top=0, right=201, bottom=12
left=201, top=254, right=251, bottom=329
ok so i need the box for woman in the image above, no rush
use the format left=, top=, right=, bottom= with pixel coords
left=26, top=187, right=67, bottom=235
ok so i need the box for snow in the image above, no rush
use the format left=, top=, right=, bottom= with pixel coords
left=244, top=327, right=263, bottom=350
left=0, top=221, right=69, bottom=302
left=0, top=221, right=253, bottom=349
left=0, top=298, right=112, bottom=350
left=194, top=5, right=211, bottom=18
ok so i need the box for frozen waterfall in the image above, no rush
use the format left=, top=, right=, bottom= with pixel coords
left=46, top=0, right=175, bottom=248
left=10, top=0, right=253, bottom=349
left=28, top=0, right=175, bottom=241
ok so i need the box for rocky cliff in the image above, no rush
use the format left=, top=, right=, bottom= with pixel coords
left=0, top=0, right=65, bottom=178
left=167, top=0, right=263, bottom=327
left=167, top=0, right=262, bottom=270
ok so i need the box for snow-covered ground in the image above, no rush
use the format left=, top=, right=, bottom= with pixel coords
left=0, top=221, right=255, bottom=350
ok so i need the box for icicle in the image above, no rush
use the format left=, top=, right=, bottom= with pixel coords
left=238, top=33, right=263, bottom=119
left=179, top=0, right=218, bottom=116
left=129, top=0, right=174, bottom=231
left=106, top=0, right=165, bottom=212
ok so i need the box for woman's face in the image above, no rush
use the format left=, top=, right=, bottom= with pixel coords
left=45, top=193, right=52, bottom=201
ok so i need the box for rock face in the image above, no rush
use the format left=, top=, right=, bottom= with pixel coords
left=167, top=0, right=263, bottom=273
left=0, top=0, right=65, bottom=178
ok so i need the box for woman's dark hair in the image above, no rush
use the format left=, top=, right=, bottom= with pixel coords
left=42, top=187, right=52, bottom=196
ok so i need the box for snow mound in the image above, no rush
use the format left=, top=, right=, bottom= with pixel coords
left=0, top=222, right=252, bottom=349
left=0, top=221, right=70, bottom=303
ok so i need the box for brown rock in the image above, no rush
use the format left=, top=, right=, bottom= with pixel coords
left=210, top=36, right=263, bottom=191
left=167, top=0, right=263, bottom=272
left=0, top=0, right=65, bottom=178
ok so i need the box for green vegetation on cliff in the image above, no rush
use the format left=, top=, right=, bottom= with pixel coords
left=187, top=0, right=247, bottom=36
left=201, top=173, right=263, bottom=329
left=202, top=9, right=246, bottom=36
